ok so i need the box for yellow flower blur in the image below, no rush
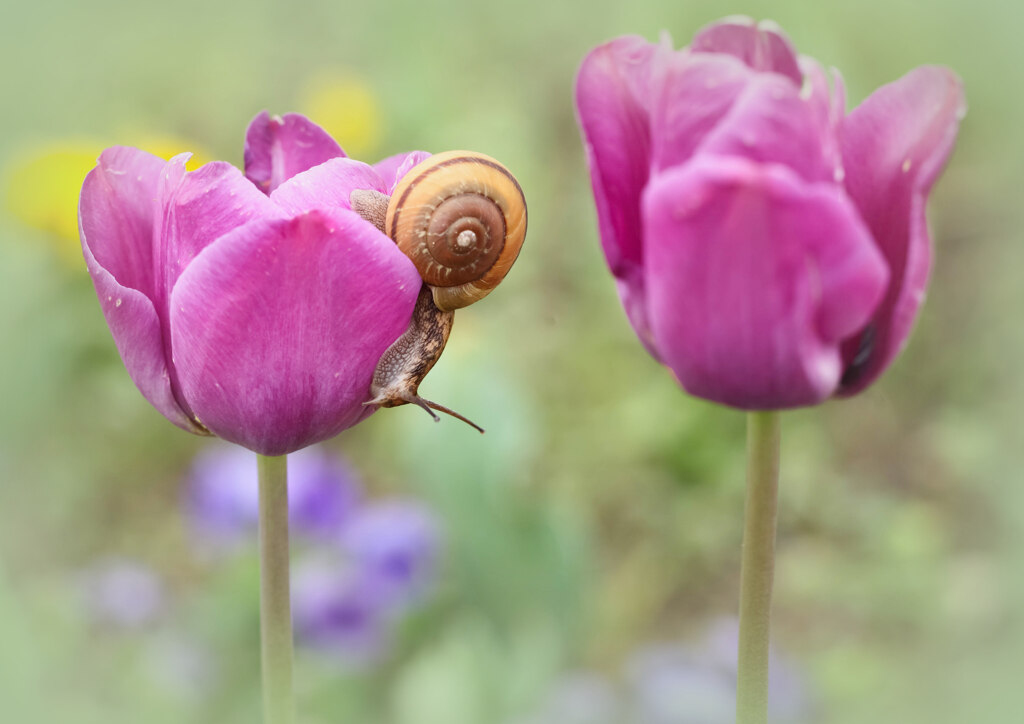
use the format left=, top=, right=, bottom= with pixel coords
left=5, top=144, right=97, bottom=263
left=299, top=70, right=382, bottom=159
left=4, top=137, right=208, bottom=267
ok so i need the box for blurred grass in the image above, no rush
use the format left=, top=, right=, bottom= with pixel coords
left=1, top=0, right=1022, bottom=722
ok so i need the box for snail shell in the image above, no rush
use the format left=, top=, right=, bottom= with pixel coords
left=385, top=151, right=527, bottom=312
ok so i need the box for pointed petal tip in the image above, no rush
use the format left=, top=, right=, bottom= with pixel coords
left=574, top=34, right=657, bottom=280
left=689, top=15, right=802, bottom=85
left=244, top=111, right=345, bottom=194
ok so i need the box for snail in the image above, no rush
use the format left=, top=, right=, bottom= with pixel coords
left=350, top=151, right=527, bottom=432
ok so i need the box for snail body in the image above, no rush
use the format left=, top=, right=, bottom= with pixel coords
left=351, top=151, right=527, bottom=432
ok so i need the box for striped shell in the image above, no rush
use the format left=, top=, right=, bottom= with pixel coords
left=385, top=151, right=527, bottom=312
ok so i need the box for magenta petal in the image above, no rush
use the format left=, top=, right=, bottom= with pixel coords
left=243, top=112, right=345, bottom=194
left=575, top=35, right=657, bottom=281
left=690, top=16, right=803, bottom=86
left=643, top=156, right=888, bottom=409
left=649, top=49, right=754, bottom=173
left=652, top=43, right=838, bottom=183
left=838, top=66, right=965, bottom=393
left=269, top=157, right=387, bottom=215
left=798, top=58, right=845, bottom=182
left=615, top=269, right=661, bottom=359
left=153, top=156, right=284, bottom=419
left=169, top=209, right=421, bottom=456
left=82, top=260, right=199, bottom=433
left=374, top=151, right=431, bottom=194
left=156, top=156, right=284, bottom=295
left=80, top=147, right=163, bottom=299
left=79, top=147, right=200, bottom=432
left=694, top=72, right=835, bottom=183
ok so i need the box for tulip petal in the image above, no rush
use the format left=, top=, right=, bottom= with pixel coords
left=643, top=156, right=888, bottom=409
left=694, top=72, right=836, bottom=183
left=649, top=47, right=757, bottom=172
left=651, top=50, right=837, bottom=183
left=243, top=111, right=345, bottom=194
left=80, top=147, right=162, bottom=298
left=157, top=156, right=284, bottom=295
left=269, top=157, right=388, bottom=215
left=152, top=156, right=285, bottom=419
left=78, top=147, right=200, bottom=432
left=838, top=66, right=965, bottom=393
left=169, top=209, right=421, bottom=455
left=575, top=36, right=656, bottom=278
left=690, top=16, right=803, bottom=86
left=374, top=151, right=432, bottom=194
left=575, top=36, right=658, bottom=347
left=797, top=59, right=846, bottom=182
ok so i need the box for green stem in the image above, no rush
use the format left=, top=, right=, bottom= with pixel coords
left=258, top=454, right=294, bottom=724
left=736, top=411, right=781, bottom=724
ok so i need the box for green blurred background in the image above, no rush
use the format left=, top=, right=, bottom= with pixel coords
left=1, top=0, right=1020, bottom=722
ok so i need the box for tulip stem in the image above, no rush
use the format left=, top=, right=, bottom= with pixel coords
left=258, top=454, right=294, bottom=724
left=736, top=411, right=781, bottom=724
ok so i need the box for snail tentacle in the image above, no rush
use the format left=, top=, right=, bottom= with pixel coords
left=360, top=284, right=483, bottom=432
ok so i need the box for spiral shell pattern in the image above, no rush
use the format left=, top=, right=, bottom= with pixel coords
left=385, top=151, right=527, bottom=312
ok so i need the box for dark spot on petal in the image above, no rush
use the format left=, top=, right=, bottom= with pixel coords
left=840, top=322, right=876, bottom=388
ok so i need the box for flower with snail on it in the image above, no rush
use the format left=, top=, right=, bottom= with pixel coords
left=575, top=16, right=965, bottom=409
left=79, top=112, right=432, bottom=456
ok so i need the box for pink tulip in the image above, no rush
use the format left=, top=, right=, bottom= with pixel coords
left=79, top=112, right=430, bottom=454
left=575, top=17, right=965, bottom=408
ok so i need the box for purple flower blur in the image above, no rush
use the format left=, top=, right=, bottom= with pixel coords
left=625, top=619, right=812, bottom=723
left=290, top=499, right=442, bottom=666
left=291, top=500, right=441, bottom=664
left=515, top=619, right=813, bottom=724
left=185, top=443, right=360, bottom=549
left=78, top=557, right=166, bottom=630
left=182, top=443, right=442, bottom=663
left=79, top=112, right=430, bottom=454
left=291, top=558, right=392, bottom=668
left=339, top=499, right=442, bottom=609
left=575, top=17, right=965, bottom=409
